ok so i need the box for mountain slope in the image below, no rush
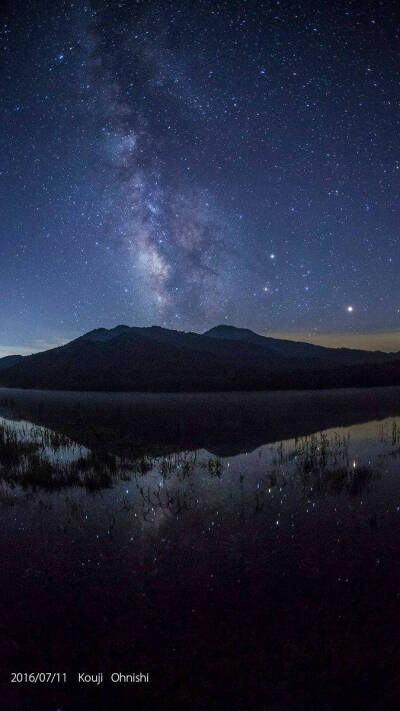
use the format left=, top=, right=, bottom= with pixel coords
left=0, top=324, right=399, bottom=392
left=0, top=354, right=24, bottom=370
left=0, top=326, right=294, bottom=391
left=205, top=325, right=397, bottom=367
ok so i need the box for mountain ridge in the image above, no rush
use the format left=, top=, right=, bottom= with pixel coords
left=0, top=324, right=399, bottom=392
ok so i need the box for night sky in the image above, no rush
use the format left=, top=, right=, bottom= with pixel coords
left=1, top=0, right=399, bottom=356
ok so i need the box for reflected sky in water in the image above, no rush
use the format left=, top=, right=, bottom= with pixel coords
left=1, top=388, right=400, bottom=710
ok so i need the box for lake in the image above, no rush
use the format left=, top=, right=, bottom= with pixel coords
left=1, top=386, right=400, bottom=710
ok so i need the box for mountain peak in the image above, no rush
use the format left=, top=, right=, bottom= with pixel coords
left=80, top=325, right=131, bottom=343
left=0, top=323, right=398, bottom=392
left=109, top=324, right=131, bottom=336
left=205, top=324, right=258, bottom=339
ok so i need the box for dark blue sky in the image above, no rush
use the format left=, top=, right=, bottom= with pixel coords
left=1, top=0, right=399, bottom=355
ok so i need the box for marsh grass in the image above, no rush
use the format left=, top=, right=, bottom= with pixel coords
left=0, top=422, right=121, bottom=491
left=0, top=414, right=396, bottom=505
left=261, top=429, right=382, bottom=498
left=0, top=420, right=222, bottom=496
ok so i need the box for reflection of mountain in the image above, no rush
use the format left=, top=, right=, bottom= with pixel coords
left=1, top=386, right=400, bottom=459
left=0, top=324, right=399, bottom=392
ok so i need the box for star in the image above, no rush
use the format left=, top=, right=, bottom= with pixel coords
left=0, top=0, right=398, bottom=350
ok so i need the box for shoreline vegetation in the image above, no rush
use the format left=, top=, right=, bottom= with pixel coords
left=0, top=387, right=399, bottom=497
left=1, top=412, right=398, bottom=499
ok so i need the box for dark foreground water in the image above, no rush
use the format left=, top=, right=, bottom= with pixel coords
left=1, top=386, right=400, bottom=710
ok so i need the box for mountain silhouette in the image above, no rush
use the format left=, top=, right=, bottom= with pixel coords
left=204, top=325, right=397, bottom=366
left=0, top=324, right=399, bottom=392
left=0, top=355, right=23, bottom=370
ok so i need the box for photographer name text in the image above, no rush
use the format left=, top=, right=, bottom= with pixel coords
left=10, top=672, right=150, bottom=684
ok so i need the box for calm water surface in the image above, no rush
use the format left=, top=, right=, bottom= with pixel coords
left=1, top=386, right=400, bottom=710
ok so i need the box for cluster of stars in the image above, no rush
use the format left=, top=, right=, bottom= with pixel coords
left=0, top=0, right=399, bottom=350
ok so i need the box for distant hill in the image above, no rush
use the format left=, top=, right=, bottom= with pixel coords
left=0, top=324, right=399, bottom=392
left=0, top=354, right=24, bottom=370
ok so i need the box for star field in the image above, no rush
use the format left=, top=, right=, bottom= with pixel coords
left=0, top=0, right=399, bottom=353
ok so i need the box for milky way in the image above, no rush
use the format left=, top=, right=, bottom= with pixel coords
left=0, top=0, right=399, bottom=352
